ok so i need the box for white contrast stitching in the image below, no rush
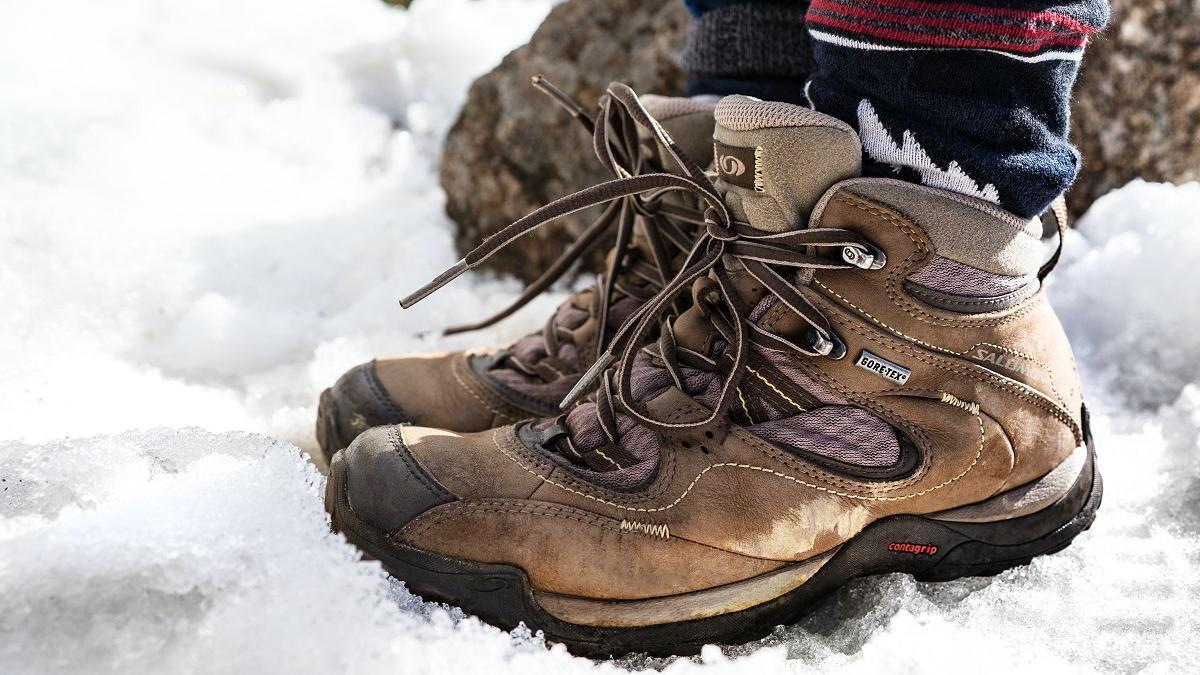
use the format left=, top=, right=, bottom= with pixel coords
left=620, top=519, right=670, bottom=539
left=593, top=448, right=623, bottom=470
left=813, top=278, right=1077, bottom=435
left=736, top=386, right=756, bottom=424
left=746, top=365, right=807, bottom=413
left=451, top=356, right=515, bottom=421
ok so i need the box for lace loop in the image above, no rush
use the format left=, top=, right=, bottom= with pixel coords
left=405, top=82, right=889, bottom=453
left=407, top=79, right=714, bottom=389
left=705, top=221, right=738, bottom=241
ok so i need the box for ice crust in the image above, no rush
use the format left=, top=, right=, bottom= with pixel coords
left=1, top=0, right=1198, bottom=673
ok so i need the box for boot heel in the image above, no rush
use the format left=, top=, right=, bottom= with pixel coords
left=917, top=444, right=1102, bottom=581
left=832, top=408, right=1102, bottom=583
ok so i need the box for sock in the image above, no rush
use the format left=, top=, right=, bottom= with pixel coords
left=682, top=0, right=814, bottom=104
left=681, top=0, right=1109, bottom=219
left=803, top=0, right=1110, bottom=218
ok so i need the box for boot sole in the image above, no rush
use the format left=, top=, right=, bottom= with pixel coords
left=325, top=420, right=1102, bottom=658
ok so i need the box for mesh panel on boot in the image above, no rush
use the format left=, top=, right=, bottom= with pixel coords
left=907, top=256, right=1035, bottom=297
left=487, top=296, right=642, bottom=402
left=552, top=341, right=901, bottom=488
left=749, top=406, right=900, bottom=467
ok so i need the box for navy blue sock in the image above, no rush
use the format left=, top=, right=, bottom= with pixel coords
left=682, top=1, right=814, bottom=105
left=683, top=0, right=1110, bottom=218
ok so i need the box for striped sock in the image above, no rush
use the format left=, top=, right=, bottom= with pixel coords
left=680, top=0, right=1109, bottom=218
left=804, top=0, right=1109, bottom=217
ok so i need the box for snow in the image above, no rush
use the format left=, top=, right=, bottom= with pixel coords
left=0, top=0, right=1198, bottom=673
left=0, top=0, right=563, bottom=449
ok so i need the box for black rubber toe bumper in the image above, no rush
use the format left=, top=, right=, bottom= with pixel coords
left=316, top=361, right=412, bottom=466
left=342, top=426, right=453, bottom=535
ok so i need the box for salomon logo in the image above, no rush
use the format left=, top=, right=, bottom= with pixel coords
left=973, top=348, right=1041, bottom=379
left=855, top=350, right=911, bottom=385
left=717, top=154, right=746, bottom=176
left=712, top=141, right=761, bottom=191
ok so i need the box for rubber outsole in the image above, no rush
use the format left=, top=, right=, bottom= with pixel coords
left=326, top=424, right=1102, bottom=658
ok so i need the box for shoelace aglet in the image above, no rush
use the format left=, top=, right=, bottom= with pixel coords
left=559, top=351, right=614, bottom=409
left=531, top=74, right=595, bottom=133
left=400, top=259, right=469, bottom=309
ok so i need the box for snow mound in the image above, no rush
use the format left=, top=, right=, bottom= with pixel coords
left=2, top=0, right=1199, bottom=672
left=0, top=427, right=800, bottom=675
left=1053, top=180, right=1200, bottom=408
left=1, top=430, right=392, bottom=673
left=0, top=0, right=563, bottom=450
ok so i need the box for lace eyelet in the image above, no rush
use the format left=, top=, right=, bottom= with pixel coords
left=842, top=244, right=887, bottom=270
left=826, top=333, right=848, bottom=360
left=806, top=327, right=848, bottom=360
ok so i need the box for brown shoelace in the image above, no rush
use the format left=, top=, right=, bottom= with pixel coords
left=412, top=77, right=708, bottom=386
left=406, top=83, right=886, bottom=444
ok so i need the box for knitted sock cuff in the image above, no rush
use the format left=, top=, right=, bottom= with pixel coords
left=682, top=3, right=814, bottom=80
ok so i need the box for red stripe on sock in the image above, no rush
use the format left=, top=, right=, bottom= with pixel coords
left=854, top=0, right=1098, bottom=35
left=811, top=0, right=1090, bottom=44
left=807, top=14, right=1087, bottom=53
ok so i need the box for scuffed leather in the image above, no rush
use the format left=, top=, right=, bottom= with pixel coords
left=373, top=351, right=533, bottom=432
left=330, top=361, right=412, bottom=430
left=345, top=426, right=454, bottom=535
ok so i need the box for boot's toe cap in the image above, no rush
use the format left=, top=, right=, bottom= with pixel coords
left=332, top=361, right=413, bottom=428
left=317, top=361, right=412, bottom=462
left=343, top=425, right=454, bottom=535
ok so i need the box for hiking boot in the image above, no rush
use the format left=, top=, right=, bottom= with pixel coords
left=326, top=90, right=1101, bottom=657
left=315, top=89, right=717, bottom=464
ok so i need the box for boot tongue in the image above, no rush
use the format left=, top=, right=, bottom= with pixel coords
left=712, top=96, right=862, bottom=232
left=639, top=94, right=717, bottom=172
left=559, top=103, right=863, bottom=461
left=665, top=98, right=863, bottom=358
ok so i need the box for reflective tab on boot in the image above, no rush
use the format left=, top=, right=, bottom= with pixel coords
left=854, top=350, right=911, bottom=385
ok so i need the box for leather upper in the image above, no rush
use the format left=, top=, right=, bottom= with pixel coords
left=338, top=181, right=1086, bottom=603
left=373, top=351, right=535, bottom=432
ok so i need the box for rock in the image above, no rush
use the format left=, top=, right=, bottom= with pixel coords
left=1069, top=0, right=1200, bottom=217
left=441, top=0, right=1199, bottom=281
left=439, top=0, right=689, bottom=282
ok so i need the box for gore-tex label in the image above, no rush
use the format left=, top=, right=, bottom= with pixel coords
left=855, top=350, right=911, bottom=385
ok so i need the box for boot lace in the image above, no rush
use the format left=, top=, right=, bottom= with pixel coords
left=425, top=77, right=708, bottom=388
left=405, top=82, right=886, bottom=459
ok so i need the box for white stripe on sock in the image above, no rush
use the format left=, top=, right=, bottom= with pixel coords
left=808, top=29, right=1084, bottom=64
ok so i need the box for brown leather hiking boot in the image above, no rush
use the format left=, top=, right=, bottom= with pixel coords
left=315, top=89, right=717, bottom=464
left=326, top=92, right=1101, bottom=657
